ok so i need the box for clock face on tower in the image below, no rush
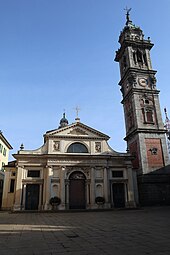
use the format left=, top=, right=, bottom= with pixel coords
left=138, top=77, right=148, bottom=87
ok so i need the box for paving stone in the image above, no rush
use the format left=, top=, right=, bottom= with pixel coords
left=0, top=207, right=170, bottom=254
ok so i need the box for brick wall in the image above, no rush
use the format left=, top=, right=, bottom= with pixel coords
left=129, top=141, right=139, bottom=169
left=145, top=138, right=164, bottom=168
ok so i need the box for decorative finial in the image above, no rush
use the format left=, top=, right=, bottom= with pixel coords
left=20, top=143, right=24, bottom=150
left=124, top=6, right=132, bottom=25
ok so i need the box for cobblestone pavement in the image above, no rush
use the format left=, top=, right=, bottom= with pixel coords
left=0, top=207, right=170, bottom=255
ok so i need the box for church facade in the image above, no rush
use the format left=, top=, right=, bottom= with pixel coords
left=2, top=116, right=137, bottom=211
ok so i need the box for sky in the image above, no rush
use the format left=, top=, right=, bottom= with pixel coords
left=0, top=0, right=170, bottom=160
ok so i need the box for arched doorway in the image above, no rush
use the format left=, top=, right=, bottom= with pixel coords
left=69, top=171, right=86, bottom=209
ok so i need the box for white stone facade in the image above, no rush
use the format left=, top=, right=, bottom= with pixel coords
left=2, top=120, right=137, bottom=211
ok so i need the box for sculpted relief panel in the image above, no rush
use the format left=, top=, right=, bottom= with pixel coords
left=53, top=141, right=60, bottom=151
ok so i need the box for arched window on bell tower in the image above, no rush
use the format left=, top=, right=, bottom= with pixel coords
left=136, top=49, right=143, bottom=65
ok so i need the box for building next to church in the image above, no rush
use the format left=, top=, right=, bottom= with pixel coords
left=2, top=115, right=137, bottom=211
left=0, top=131, right=12, bottom=178
left=0, top=131, right=12, bottom=207
left=115, top=10, right=170, bottom=205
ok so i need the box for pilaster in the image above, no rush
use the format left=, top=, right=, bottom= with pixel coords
left=44, top=166, right=53, bottom=210
left=13, top=165, right=24, bottom=211
left=126, top=166, right=136, bottom=207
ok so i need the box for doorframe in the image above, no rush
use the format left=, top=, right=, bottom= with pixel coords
left=68, top=171, right=87, bottom=209
left=22, top=181, right=43, bottom=210
left=110, top=181, right=127, bottom=208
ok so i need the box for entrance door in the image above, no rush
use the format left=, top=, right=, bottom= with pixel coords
left=69, top=171, right=86, bottom=209
left=25, top=184, right=39, bottom=210
left=112, top=183, right=125, bottom=208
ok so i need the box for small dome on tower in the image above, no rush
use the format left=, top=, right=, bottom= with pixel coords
left=59, top=113, right=69, bottom=128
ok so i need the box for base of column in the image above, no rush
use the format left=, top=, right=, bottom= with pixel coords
left=44, top=203, right=51, bottom=210
left=13, top=204, right=23, bottom=211
left=125, top=201, right=136, bottom=208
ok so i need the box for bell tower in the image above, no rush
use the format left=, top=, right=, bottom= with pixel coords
left=115, top=9, right=169, bottom=174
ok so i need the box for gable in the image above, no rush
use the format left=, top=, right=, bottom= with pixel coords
left=45, top=122, right=110, bottom=140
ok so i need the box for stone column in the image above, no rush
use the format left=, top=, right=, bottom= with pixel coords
left=60, top=166, right=66, bottom=210
left=127, top=166, right=136, bottom=208
left=44, top=166, right=53, bottom=210
left=13, top=165, right=24, bottom=211
left=86, top=179, right=91, bottom=208
left=21, top=184, right=26, bottom=210
left=39, top=183, right=43, bottom=210
left=90, top=167, right=95, bottom=207
left=65, top=179, right=69, bottom=210
left=104, top=167, right=109, bottom=208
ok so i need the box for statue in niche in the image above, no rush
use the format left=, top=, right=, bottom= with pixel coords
left=53, top=141, right=60, bottom=151
left=95, top=142, right=101, bottom=152
left=149, top=75, right=157, bottom=89
left=128, top=74, right=136, bottom=86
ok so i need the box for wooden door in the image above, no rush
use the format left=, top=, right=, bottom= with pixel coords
left=69, top=171, right=86, bottom=209
left=25, top=184, right=39, bottom=210
left=112, top=183, right=125, bottom=208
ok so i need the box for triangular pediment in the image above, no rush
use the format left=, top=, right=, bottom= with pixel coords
left=45, top=122, right=110, bottom=140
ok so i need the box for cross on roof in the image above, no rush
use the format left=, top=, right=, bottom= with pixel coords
left=75, top=106, right=80, bottom=118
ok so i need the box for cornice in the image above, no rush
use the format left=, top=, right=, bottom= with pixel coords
left=13, top=152, right=132, bottom=162
left=46, top=135, right=105, bottom=140
left=121, top=87, right=160, bottom=104
left=115, top=40, right=153, bottom=61
left=118, top=68, right=157, bottom=86
left=124, top=128, right=167, bottom=141
left=0, top=132, right=13, bottom=149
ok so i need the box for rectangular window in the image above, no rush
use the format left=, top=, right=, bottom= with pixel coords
left=0, top=180, right=3, bottom=189
left=112, top=171, right=123, bottom=178
left=0, top=143, right=3, bottom=153
left=3, top=148, right=6, bottom=156
left=9, top=179, right=15, bottom=193
left=142, top=108, right=154, bottom=124
left=1, top=162, right=5, bottom=172
left=27, top=170, right=40, bottom=178
left=146, top=110, right=154, bottom=123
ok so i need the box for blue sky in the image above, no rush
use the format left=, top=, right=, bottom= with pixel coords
left=0, top=0, right=170, bottom=159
